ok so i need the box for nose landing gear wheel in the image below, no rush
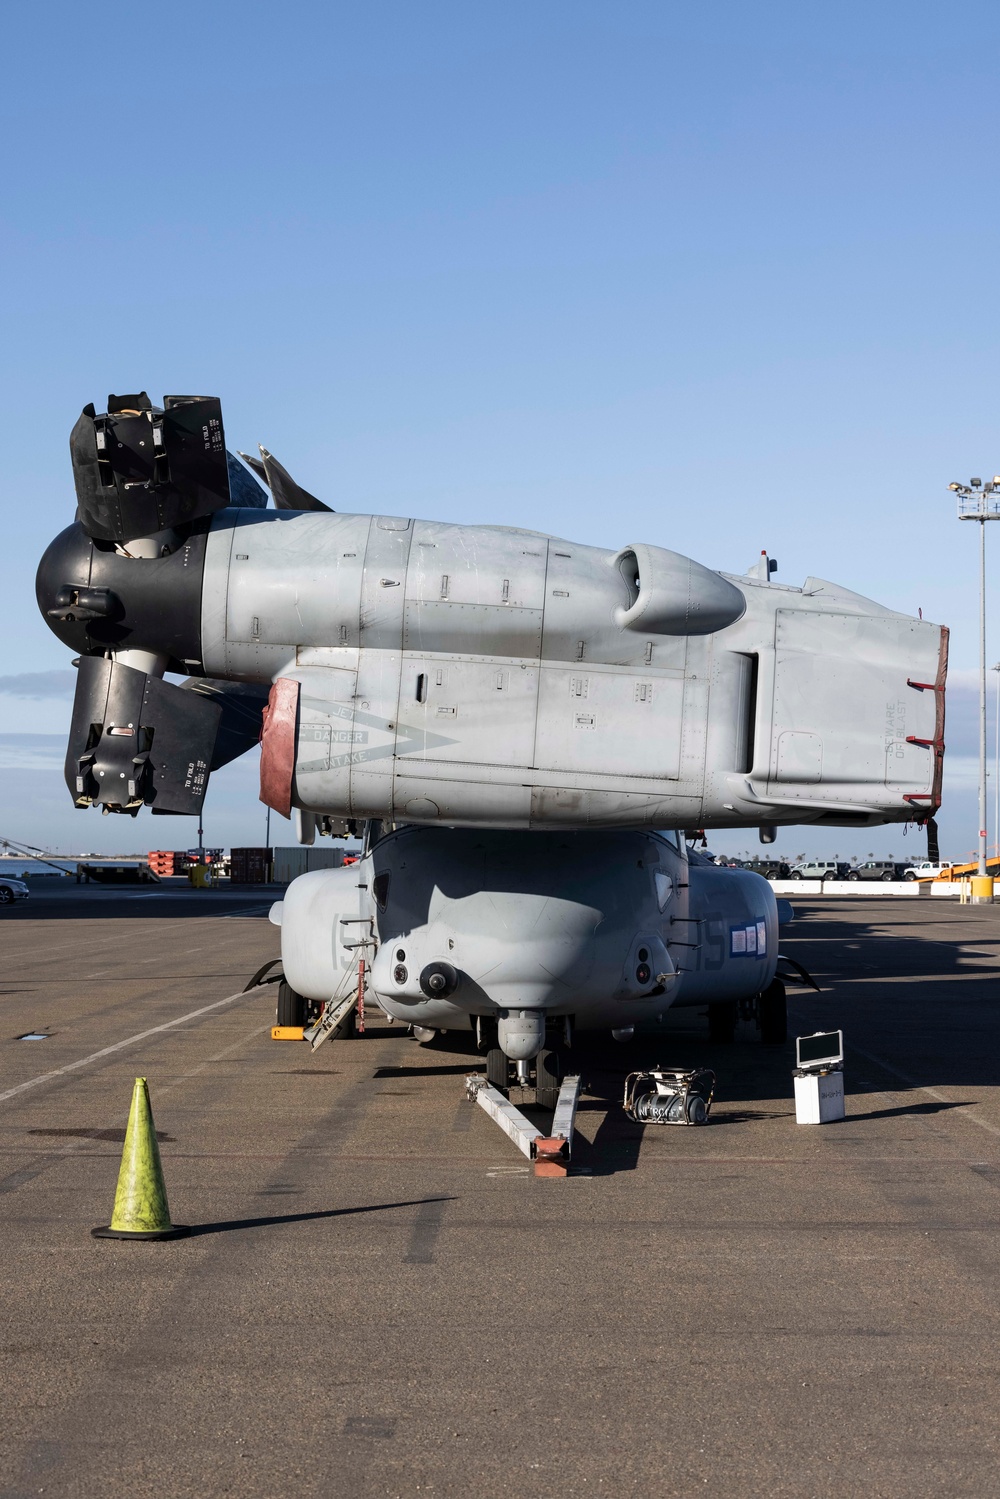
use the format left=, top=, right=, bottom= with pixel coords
left=485, top=1047, right=510, bottom=1092
left=535, top=1045, right=565, bottom=1110
left=708, top=1001, right=737, bottom=1044
left=758, top=978, right=787, bottom=1045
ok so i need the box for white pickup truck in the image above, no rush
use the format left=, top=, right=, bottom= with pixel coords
left=902, top=861, right=952, bottom=881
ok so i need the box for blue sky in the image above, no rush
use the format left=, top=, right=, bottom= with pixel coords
left=2, top=1, right=1000, bottom=859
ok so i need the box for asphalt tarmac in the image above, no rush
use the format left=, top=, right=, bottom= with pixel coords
left=1, top=885, right=999, bottom=1498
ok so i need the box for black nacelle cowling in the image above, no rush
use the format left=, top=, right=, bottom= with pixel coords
left=70, top=393, right=231, bottom=544
left=35, top=520, right=209, bottom=669
left=63, top=660, right=270, bottom=817
left=66, top=657, right=222, bottom=816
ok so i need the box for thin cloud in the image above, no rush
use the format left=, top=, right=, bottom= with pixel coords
left=0, top=671, right=76, bottom=699
left=0, top=734, right=67, bottom=770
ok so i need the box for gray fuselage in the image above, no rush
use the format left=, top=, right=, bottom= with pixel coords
left=273, top=827, right=779, bottom=1037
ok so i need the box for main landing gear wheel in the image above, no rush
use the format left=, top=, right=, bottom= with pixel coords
left=276, top=980, right=307, bottom=1028
left=758, top=978, right=787, bottom=1045
left=708, top=1001, right=738, bottom=1044
left=535, top=1045, right=565, bottom=1110
left=486, top=1047, right=510, bottom=1092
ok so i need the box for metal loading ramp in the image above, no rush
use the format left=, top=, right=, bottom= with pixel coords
left=465, top=1073, right=583, bottom=1177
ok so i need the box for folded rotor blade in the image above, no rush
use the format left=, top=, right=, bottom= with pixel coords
left=237, top=450, right=268, bottom=483
left=70, top=394, right=232, bottom=543
left=179, top=678, right=271, bottom=769
left=226, top=452, right=268, bottom=509
left=258, top=445, right=332, bottom=512
left=65, top=657, right=221, bottom=816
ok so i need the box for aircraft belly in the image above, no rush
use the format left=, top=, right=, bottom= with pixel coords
left=366, top=828, right=685, bottom=1023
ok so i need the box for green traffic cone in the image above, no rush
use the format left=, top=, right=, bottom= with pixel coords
left=92, top=1077, right=189, bottom=1240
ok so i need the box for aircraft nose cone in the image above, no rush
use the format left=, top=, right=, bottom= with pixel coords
left=451, top=892, right=602, bottom=1003
left=35, top=520, right=208, bottom=669
left=36, top=523, right=100, bottom=654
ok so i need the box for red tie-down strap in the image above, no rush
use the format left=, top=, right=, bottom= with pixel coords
left=259, top=677, right=299, bottom=817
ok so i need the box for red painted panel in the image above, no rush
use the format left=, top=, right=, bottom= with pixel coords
left=259, top=677, right=299, bottom=817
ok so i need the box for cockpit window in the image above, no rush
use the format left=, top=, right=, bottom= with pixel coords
left=372, top=871, right=390, bottom=911
left=654, top=870, right=674, bottom=910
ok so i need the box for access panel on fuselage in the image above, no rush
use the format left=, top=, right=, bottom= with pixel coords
left=393, top=522, right=548, bottom=773
left=532, top=665, right=686, bottom=779
left=766, top=610, right=941, bottom=799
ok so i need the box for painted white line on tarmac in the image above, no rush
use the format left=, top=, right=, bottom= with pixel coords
left=849, top=1044, right=1000, bottom=1140
left=0, top=988, right=256, bottom=1106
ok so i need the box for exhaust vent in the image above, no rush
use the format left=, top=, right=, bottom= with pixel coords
left=612, top=543, right=746, bottom=637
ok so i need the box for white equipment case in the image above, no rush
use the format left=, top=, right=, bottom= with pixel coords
left=793, top=1030, right=846, bottom=1124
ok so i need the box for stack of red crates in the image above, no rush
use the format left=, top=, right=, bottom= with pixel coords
left=148, top=850, right=180, bottom=876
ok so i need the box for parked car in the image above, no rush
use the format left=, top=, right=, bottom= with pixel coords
left=788, top=860, right=848, bottom=881
left=847, top=860, right=906, bottom=882
left=0, top=876, right=29, bottom=907
left=745, top=859, right=791, bottom=880
left=903, top=861, right=953, bottom=881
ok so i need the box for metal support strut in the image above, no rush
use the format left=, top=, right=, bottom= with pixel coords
left=465, top=1073, right=582, bottom=1178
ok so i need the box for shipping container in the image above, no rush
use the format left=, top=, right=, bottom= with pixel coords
left=270, top=846, right=345, bottom=884
left=229, top=847, right=273, bottom=884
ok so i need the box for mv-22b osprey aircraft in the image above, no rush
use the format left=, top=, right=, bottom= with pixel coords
left=36, top=394, right=947, bottom=1101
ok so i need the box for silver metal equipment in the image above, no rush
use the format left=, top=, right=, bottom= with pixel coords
left=622, top=1067, right=716, bottom=1125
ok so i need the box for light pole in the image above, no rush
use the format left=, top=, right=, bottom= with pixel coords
left=993, top=661, right=1000, bottom=860
left=951, top=476, right=1000, bottom=877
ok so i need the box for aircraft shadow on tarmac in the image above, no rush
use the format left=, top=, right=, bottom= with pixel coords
left=2, top=886, right=277, bottom=920
left=390, top=1025, right=804, bottom=1175
left=185, top=1196, right=456, bottom=1238
left=382, top=895, right=1000, bottom=1170
left=374, top=1063, right=475, bottom=1078
left=782, top=901, right=1000, bottom=1093
left=846, top=1099, right=972, bottom=1122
